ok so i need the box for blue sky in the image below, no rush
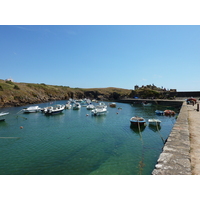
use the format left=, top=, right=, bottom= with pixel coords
left=1, top=25, right=200, bottom=91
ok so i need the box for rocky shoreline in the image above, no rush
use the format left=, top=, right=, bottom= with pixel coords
left=0, top=80, right=131, bottom=108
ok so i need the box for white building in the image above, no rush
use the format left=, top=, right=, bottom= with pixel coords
left=5, top=78, right=14, bottom=82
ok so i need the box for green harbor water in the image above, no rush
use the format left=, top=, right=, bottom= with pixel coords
left=0, top=101, right=179, bottom=175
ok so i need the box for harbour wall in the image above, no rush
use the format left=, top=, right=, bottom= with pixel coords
left=169, top=91, right=200, bottom=98
left=152, top=101, right=191, bottom=175
left=117, top=98, right=184, bottom=107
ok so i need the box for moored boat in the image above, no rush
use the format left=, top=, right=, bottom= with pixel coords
left=148, top=119, right=161, bottom=126
left=142, top=102, right=152, bottom=106
left=73, top=102, right=81, bottom=110
left=130, top=116, right=146, bottom=126
left=0, top=112, right=9, bottom=122
left=109, top=103, right=116, bottom=108
left=164, top=110, right=176, bottom=116
left=65, top=102, right=72, bottom=109
left=155, top=110, right=164, bottom=115
left=44, top=104, right=65, bottom=115
left=23, top=106, right=41, bottom=113
left=86, top=103, right=95, bottom=110
left=91, top=102, right=107, bottom=116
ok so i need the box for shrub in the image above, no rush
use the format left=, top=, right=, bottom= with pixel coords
left=14, top=85, right=20, bottom=90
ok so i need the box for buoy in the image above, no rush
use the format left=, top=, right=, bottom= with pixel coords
left=20, top=126, right=23, bottom=129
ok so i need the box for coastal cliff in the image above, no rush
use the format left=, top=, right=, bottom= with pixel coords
left=0, top=80, right=131, bottom=107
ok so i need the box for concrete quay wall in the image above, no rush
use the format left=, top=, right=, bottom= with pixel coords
left=152, top=102, right=191, bottom=175
left=117, top=98, right=184, bottom=107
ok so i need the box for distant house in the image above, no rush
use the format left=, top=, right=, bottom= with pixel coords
left=5, top=78, right=14, bottom=82
left=134, top=85, right=139, bottom=90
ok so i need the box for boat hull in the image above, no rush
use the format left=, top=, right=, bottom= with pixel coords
left=0, top=112, right=9, bottom=122
left=164, top=110, right=175, bottom=116
left=44, top=105, right=65, bottom=115
left=23, top=106, right=41, bottom=113
left=91, top=110, right=107, bottom=116
left=24, top=110, right=39, bottom=113
left=130, top=117, right=146, bottom=126
left=155, top=110, right=164, bottom=115
left=130, top=121, right=146, bottom=126
left=45, top=110, right=64, bottom=115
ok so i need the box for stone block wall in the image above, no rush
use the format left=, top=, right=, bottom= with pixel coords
left=152, top=102, right=191, bottom=175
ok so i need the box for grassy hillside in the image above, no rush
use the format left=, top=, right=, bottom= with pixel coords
left=0, top=80, right=131, bottom=107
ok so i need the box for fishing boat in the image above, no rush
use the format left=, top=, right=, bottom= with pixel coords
left=86, top=103, right=95, bottom=110
left=91, top=102, right=107, bottom=116
left=44, top=104, right=65, bottom=115
left=164, top=110, right=176, bottom=116
left=142, top=102, right=152, bottom=106
left=109, top=103, right=116, bottom=108
left=73, top=102, right=81, bottom=110
left=23, top=106, right=41, bottom=113
left=130, top=116, right=146, bottom=126
left=155, top=110, right=164, bottom=115
left=148, top=119, right=161, bottom=126
left=65, top=102, right=72, bottom=109
left=0, top=112, right=9, bottom=122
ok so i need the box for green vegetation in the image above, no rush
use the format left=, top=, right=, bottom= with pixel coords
left=131, top=84, right=176, bottom=99
left=0, top=79, right=131, bottom=107
left=14, top=85, right=20, bottom=90
left=0, top=80, right=176, bottom=107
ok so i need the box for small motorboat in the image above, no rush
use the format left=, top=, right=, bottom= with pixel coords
left=44, top=104, right=65, bottom=115
left=148, top=119, right=161, bottom=126
left=130, top=116, right=146, bottom=126
left=109, top=103, right=116, bottom=108
left=65, top=102, right=72, bottom=109
left=23, top=106, right=41, bottom=113
left=155, top=110, right=164, bottom=115
left=142, top=102, right=152, bottom=106
left=164, top=110, right=176, bottom=116
left=73, top=102, right=81, bottom=110
left=91, top=102, right=107, bottom=116
left=0, top=112, right=9, bottom=122
left=86, top=103, right=95, bottom=110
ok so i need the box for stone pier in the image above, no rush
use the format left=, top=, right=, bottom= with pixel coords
left=152, top=102, right=192, bottom=175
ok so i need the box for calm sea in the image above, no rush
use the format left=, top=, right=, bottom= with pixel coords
left=0, top=101, right=178, bottom=175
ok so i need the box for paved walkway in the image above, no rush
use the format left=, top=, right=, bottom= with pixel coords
left=188, top=101, right=200, bottom=175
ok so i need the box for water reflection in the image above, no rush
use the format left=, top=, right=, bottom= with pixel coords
left=130, top=124, right=146, bottom=133
left=91, top=114, right=106, bottom=123
left=148, top=124, right=161, bottom=132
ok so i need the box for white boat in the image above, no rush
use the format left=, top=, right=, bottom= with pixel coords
left=91, top=102, right=107, bottom=116
left=65, top=102, right=72, bottom=109
left=86, top=103, right=95, bottom=110
left=44, top=104, right=65, bottom=115
left=148, top=119, right=161, bottom=126
left=23, top=106, right=41, bottom=113
left=0, top=112, right=9, bottom=121
left=142, top=102, right=152, bottom=106
left=73, top=102, right=81, bottom=110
